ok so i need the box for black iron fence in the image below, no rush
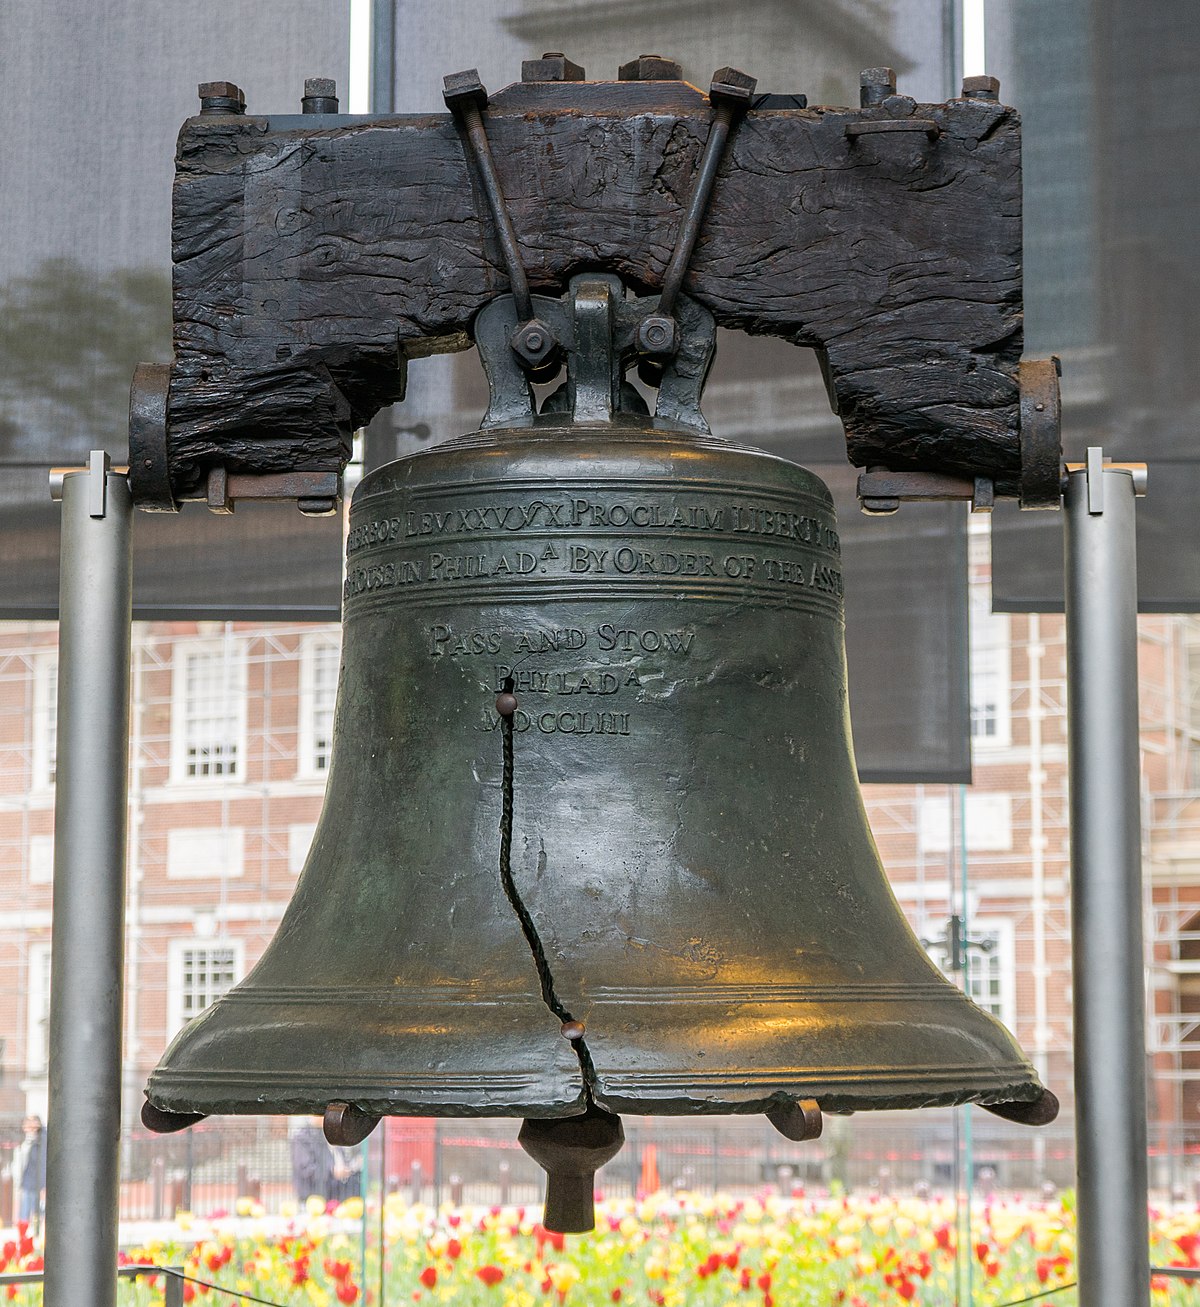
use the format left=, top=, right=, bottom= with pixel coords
left=3, top=1111, right=1198, bottom=1226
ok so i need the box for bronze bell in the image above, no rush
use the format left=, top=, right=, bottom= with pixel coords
left=144, top=277, right=1055, bottom=1230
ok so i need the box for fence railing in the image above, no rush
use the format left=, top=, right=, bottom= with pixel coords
left=4, top=1110, right=1200, bottom=1227
left=0, top=1266, right=184, bottom=1305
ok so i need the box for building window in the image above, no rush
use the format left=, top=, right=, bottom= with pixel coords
left=26, top=943, right=52, bottom=1077
left=288, top=823, right=317, bottom=875
left=919, top=792, right=1014, bottom=854
left=171, top=640, right=246, bottom=783
left=970, top=591, right=1012, bottom=748
left=298, top=634, right=340, bottom=777
left=28, top=834, right=54, bottom=885
left=168, top=941, right=242, bottom=1036
left=31, top=654, right=58, bottom=789
left=166, top=828, right=244, bottom=879
left=927, top=919, right=1016, bottom=1029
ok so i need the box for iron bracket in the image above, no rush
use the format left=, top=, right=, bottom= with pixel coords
left=857, top=468, right=997, bottom=515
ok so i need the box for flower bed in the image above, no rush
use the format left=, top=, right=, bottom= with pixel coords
left=3, top=1192, right=1200, bottom=1304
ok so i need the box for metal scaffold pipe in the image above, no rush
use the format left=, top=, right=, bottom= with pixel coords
left=1065, top=449, right=1150, bottom=1307
left=44, top=453, right=133, bottom=1307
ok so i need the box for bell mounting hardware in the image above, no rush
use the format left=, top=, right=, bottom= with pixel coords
left=138, top=58, right=1061, bottom=1233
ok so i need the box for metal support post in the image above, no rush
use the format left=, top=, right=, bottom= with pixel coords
left=1065, top=448, right=1149, bottom=1307
left=44, top=452, right=133, bottom=1307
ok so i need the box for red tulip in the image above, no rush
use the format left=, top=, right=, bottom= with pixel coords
left=335, top=1281, right=359, bottom=1304
left=419, top=1267, right=437, bottom=1289
left=476, top=1265, right=504, bottom=1287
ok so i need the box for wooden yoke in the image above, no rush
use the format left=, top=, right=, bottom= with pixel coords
left=130, top=66, right=1060, bottom=512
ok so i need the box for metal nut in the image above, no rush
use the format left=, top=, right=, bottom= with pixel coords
left=618, top=54, right=682, bottom=81
left=859, top=67, right=897, bottom=107
left=197, top=81, right=246, bottom=115
left=442, top=69, right=488, bottom=112
left=961, top=74, right=1001, bottom=101
left=510, top=318, right=557, bottom=370
left=710, top=66, right=758, bottom=109
left=635, top=314, right=680, bottom=360
left=302, top=78, right=339, bottom=114
left=521, top=52, right=586, bottom=82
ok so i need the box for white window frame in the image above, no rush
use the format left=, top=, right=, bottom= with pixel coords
left=167, top=939, right=244, bottom=1037
left=969, top=589, right=1012, bottom=750
left=962, top=919, right=1017, bottom=1029
left=25, top=943, right=52, bottom=1077
left=28, top=834, right=54, bottom=885
left=288, top=822, right=318, bottom=875
left=31, top=652, right=58, bottom=791
left=297, top=631, right=341, bottom=779
left=924, top=918, right=1016, bottom=1030
left=169, top=637, right=248, bottom=785
left=918, top=792, right=1014, bottom=854
left=166, top=827, right=245, bottom=880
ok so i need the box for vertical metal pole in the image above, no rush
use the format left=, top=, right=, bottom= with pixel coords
left=1065, top=450, right=1150, bottom=1307
left=369, top=0, right=396, bottom=114
left=44, top=454, right=133, bottom=1307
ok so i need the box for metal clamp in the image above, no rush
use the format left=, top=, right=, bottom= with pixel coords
left=857, top=468, right=996, bottom=515
left=844, top=119, right=939, bottom=140
left=50, top=450, right=128, bottom=518
left=1065, top=447, right=1149, bottom=514
left=204, top=467, right=341, bottom=517
left=444, top=70, right=559, bottom=379
left=1018, top=357, right=1064, bottom=509
left=638, top=66, right=757, bottom=381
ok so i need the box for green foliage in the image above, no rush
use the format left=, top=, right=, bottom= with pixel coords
left=0, top=259, right=170, bottom=452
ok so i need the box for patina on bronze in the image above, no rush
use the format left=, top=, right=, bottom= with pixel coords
left=144, top=276, right=1054, bottom=1230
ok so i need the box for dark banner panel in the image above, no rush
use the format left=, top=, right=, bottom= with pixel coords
left=0, top=0, right=349, bottom=617
left=992, top=461, right=1200, bottom=614
left=819, top=467, right=971, bottom=784
left=986, top=0, right=1200, bottom=612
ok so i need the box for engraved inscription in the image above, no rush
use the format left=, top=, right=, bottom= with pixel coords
left=347, top=493, right=840, bottom=557
left=343, top=484, right=842, bottom=608
left=424, top=622, right=700, bottom=741
left=479, top=709, right=632, bottom=737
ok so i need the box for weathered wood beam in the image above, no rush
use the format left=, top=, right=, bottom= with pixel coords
left=158, top=78, right=1025, bottom=502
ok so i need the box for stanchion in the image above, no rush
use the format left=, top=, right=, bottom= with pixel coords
left=1065, top=448, right=1150, bottom=1307
left=43, top=452, right=133, bottom=1307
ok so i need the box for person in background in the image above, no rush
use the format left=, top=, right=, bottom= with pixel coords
left=329, top=1142, right=363, bottom=1204
left=289, top=1116, right=332, bottom=1204
left=18, top=1116, right=47, bottom=1230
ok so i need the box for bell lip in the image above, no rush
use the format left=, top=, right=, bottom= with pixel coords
left=588, top=1077, right=1049, bottom=1118
left=144, top=1079, right=591, bottom=1120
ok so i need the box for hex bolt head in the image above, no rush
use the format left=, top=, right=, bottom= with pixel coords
left=859, top=67, right=897, bottom=107
left=962, top=74, right=1001, bottom=101
left=618, top=54, right=683, bottom=81
left=710, top=66, right=757, bottom=109
left=198, top=81, right=246, bottom=116
left=521, top=52, right=586, bottom=82
left=636, top=314, right=680, bottom=360
left=510, top=317, right=557, bottom=370
left=302, top=77, right=339, bottom=114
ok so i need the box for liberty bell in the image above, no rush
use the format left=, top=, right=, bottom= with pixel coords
left=143, top=271, right=1056, bottom=1232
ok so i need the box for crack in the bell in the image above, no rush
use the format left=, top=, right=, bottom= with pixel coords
left=497, top=685, right=596, bottom=1099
